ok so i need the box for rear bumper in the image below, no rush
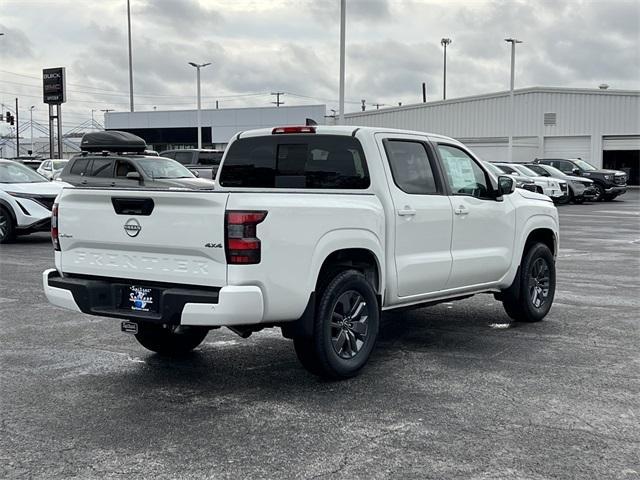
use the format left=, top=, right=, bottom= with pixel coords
left=42, top=269, right=264, bottom=326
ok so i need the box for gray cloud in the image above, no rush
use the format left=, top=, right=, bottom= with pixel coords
left=0, top=24, right=34, bottom=59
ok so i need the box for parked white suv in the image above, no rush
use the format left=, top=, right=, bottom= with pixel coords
left=0, top=159, right=68, bottom=243
left=43, top=126, right=559, bottom=378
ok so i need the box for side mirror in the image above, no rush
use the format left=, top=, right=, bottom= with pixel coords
left=572, top=168, right=580, bottom=175
left=192, top=170, right=200, bottom=178
left=497, top=175, right=516, bottom=196
left=126, top=171, right=142, bottom=182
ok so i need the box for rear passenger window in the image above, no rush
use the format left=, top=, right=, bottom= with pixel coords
left=70, top=158, right=90, bottom=175
left=384, top=140, right=439, bottom=194
left=219, top=135, right=369, bottom=189
left=174, top=151, right=193, bottom=165
left=90, top=159, right=113, bottom=177
left=198, top=151, right=223, bottom=166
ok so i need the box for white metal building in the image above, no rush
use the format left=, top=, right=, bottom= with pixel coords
left=343, top=87, right=640, bottom=184
left=105, top=104, right=326, bottom=152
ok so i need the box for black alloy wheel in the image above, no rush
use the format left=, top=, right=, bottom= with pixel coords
left=0, top=207, right=16, bottom=244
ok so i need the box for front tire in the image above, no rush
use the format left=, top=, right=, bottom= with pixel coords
left=0, top=207, right=16, bottom=244
left=294, top=269, right=379, bottom=379
left=592, top=183, right=605, bottom=201
left=502, top=243, right=556, bottom=323
left=134, top=323, right=208, bottom=356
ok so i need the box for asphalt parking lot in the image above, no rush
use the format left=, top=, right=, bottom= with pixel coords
left=1, top=192, right=639, bottom=480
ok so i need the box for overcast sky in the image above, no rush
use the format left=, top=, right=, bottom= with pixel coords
left=1, top=0, right=639, bottom=131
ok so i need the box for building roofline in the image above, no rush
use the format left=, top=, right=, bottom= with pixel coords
left=107, top=104, right=326, bottom=117
left=345, top=86, right=640, bottom=118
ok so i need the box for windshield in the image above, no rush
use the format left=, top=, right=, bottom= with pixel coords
left=483, top=162, right=504, bottom=177
left=137, top=158, right=195, bottom=179
left=52, top=161, right=68, bottom=170
left=573, top=159, right=597, bottom=171
left=541, top=165, right=565, bottom=177
left=511, top=164, right=539, bottom=177
left=495, top=164, right=519, bottom=175
left=0, top=162, right=48, bottom=183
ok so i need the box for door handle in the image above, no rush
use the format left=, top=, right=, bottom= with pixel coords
left=454, top=205, right=469, bottom=215
left=397, top=208, right=417, bottom=216
left=110, top=182, right=116, bottom=187
left=80, top=179, right=88, bottom=185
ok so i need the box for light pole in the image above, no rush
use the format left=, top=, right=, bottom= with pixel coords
left=127, top=0, right=134, bottom=112
left=188, top=62, right=211, bottom=149
left=505, top=38, right=523, bottom=162
left=441, top=38, right=452, bottom=100
left=29, top=106, right=35, bottom=152
left=338, top=0, right=346, bottom=124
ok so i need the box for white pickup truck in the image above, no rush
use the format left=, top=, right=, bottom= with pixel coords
left=43, top=126, right=559, bottom=379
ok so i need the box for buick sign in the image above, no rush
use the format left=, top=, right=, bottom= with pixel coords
left=43, top=67, right=66, bottom=104
left=124, top=218, right=142, bottom=238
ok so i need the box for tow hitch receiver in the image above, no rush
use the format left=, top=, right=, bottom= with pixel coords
left=121, top=321, right=138, bottom=334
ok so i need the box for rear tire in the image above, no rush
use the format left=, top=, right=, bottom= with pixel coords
left=603, top=194, right=617, bottom=202
left=0, top=207, right=16, bottom=244
left=134, top=323, right=209, bottom=356
left=293, top=269, right=379, bottom=379
left=502, top=243, right=556, bottom=323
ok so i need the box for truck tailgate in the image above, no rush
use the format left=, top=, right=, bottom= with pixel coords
left=57, top=188, right=229, bottom=287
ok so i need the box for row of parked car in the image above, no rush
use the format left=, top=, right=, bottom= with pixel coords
left=485, top=157, right=627, bottom=204
left=0, top=130, right=629, bottom=244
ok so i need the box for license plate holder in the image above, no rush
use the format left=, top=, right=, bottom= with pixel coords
left=120, top=285, right=160, bottom=313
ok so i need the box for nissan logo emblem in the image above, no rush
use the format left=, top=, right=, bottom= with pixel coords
left=124, top=218, right=142, bottom=237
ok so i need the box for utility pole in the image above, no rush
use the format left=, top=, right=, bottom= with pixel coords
left=505, top=38, right=523, bottom=162
left=361, top=99, right=366, bottom=112
left=441, top=38, right=452, bottom=100
left=15, top=98, right=19, bottom=157
left=270, top=92, right=284, bottom=107
left=127, top=0, right=134, bottom=112
left=373, top=103, right=384, bottom=110
left=422, top=82, right=427, bottom=103
left=338, top=0, right=346, bottom=124
left=215, top=100, right=219, bottom=109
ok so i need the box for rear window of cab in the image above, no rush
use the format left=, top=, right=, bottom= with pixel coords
left=219, top=135, right=370, bottom=189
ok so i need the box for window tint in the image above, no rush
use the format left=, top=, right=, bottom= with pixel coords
left=174, top=151, right=194, bottom=165
left=438, top=144, right=491, bottom=198
left=90, top=158, right=113, bottom=178
left=219, top=135, right=369, bottom=189
left=384, top=140, right=438, bottom=194
left=198, top=151, right=223, bottom=165
left=70, top=158, right=90, bottom=175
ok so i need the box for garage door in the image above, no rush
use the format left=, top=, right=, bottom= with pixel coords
left=603, top=136, right=640, bottom=151
left=544, top=136, right=591, bottom=162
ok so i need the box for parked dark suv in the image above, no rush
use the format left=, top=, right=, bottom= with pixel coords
left=158, top=149, right=224, bottom=179
left=59, top=131, right=216, bottom=190
left=534, top=158, right=627, bottom=201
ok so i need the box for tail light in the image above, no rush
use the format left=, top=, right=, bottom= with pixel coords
left=51, top=203, right=60, bottom=251
left=225, top=210, right=267, bottom=264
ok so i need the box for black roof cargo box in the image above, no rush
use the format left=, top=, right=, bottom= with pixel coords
left=80, top=130, right=147, bottom=153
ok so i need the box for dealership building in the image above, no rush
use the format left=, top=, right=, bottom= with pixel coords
left=104, top=104, right=326, bottom=152
left=343, top=87, right=640, bottom=184
left=104, top=87, right=640, bottom=185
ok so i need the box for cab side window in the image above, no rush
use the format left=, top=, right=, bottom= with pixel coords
left=115, top=160, right=137, bottom=178
left=384, top=140, right=440, bottom=194
left=174, top=151, right=194, bottom=165
left=438, top=144, right=492, bottom=199
left=90, top=158, right=114, bottom=178
left=70, top=158, right=90, bottom=176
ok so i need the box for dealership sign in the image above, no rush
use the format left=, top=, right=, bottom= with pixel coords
left=43, top=67, right=66, bottom=104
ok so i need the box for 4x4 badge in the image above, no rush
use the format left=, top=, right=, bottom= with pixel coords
left=124, top=218, right=142, bottom=237
left=205, top=242, right=222, bottom=248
